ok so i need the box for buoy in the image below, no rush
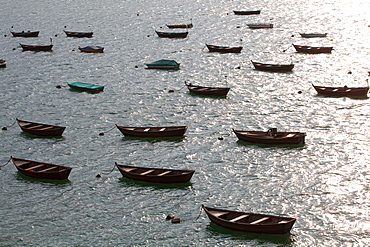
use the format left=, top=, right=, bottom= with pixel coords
left=56, top=85, right=62, bottom=89
left=135, top=65, right=138, bottom=68
left=348, top=71, right=352, bottom=74
left=171, top=218, right=181, bottom=223
left=96, top=174, right=101, bottom=178
left=166, top=214, right=175, bottom=220
left=298, top=91, right=302, bottom=94
left=236, top=66, right=241, bottom=69
left=168, top=90, right=174, bottom=93
left=2, top=127, right=7, bottom=130
left=99, top=132, right=104, bottom=136
left=236, top=26, right=240, bottom=28
left=218, top=136, right=224, bottom=140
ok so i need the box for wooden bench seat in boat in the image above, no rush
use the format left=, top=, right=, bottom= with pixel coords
left=38, top=166, right=58, bottom=172
left=140, top=169, right=154, bottom=175
left=25, top=164, right=44, bottom=171
left=157, top=171, right=171, bottom=176
left=250, top=217, right=270, bottom=225
left=229, top=214, right=250, bottom=222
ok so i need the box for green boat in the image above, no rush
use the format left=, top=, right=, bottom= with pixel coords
left=145, top=59, right=180, bottom=70
left=66, top=81, right=104, bottom=93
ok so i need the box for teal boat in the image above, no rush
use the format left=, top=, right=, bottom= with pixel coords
left=145, top=59, right=180, bottom=69
left=67, top=81, right=104, bottom=93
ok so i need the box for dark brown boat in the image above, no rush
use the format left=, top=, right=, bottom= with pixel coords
left=166, top=23, right=193, bottom=29
left=16, top=118, right=66, bottom=137
left=299, top=33, right=327, bottom=38
left=11, top=157, right=72, bottom=180
left=64, top=30, right=93, bottom=38
left=11, top=31, right=39, bottom=37
left=251, top=60, right=294, bottom=72
left=206, top=44, right=243, bottom=53
left=293, top=44, right=333, bottom=53
left=115, top=163, right=194, bottom=183
left=202, top=205, right=296, bottom=234
left=155, top=30, right=188, bottom=38
left=233, top=128, right=306, bottom=145
left=233, top=10, right=261, bottom=15
left=116, top=125, right=188, bottom=138
left=312, top=84, right=369, bottom=97
left=247, top=23, right=273, bottom=29
left=185, top=82, right=230, bottom=96
left=20, top=43, right=53, bottom=51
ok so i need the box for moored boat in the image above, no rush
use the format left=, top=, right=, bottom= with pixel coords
left=166, top=23, right=193, bottom=29
left=16, top=118, right=66, bottom=137
left=78, top=46, right=104, bottom=53
left=11, top=31, right=39, bottom=37
left=233, top=128, right=306, bottom=145
left=11, top=157, right=72, bottom=180
left=64, top=30, right=93, bottom=38
left=20, top=43, right=53, bottom=51
left=185, top=81, right=230, bottom=97
left=312, top=84, right=369, bottom=97
left=206, top=44, right=243, bottom=53
left=0, top=59, right=6, bottom=68
left=233, top=10, right=261, bottom=15
left=115, top=163, right=195, bottom=183
left=247, top=23, right=273, bottom=29
left=116, top=125, right=188, bottom=138
left=299, top=33, right=327, bottom=38
left=251, top=60, right=294, bottom=72
left=202, top=205, right=296, bottom=234
left=293, top=44, right=333, bottom=53
left=66, top=81, right=104, bottom=93
left=155, top=30, right=188, bottom=38
left=145, top=59, right=180, bottom=69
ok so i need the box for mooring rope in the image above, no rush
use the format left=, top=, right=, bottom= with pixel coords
left=2, top=119, right=16, bottom=130
left=99, top=125, right=116, bottom=136
left=97, top=163, right=116, bottom=177
left=0, top=157, right=11, bottom=170
left=195, top=205, right=203, bottom=221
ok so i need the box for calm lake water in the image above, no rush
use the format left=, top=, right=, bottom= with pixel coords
left=1, top=0, right=370, bottom=246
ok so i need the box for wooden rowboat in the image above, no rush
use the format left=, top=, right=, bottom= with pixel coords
left=16, top=118, right=66, bottom=137
left=233, top=10, right=261, bottom=15
left=155, top=30, right=188, bottom=38
left=233, top=128, right=306, bottom=145
left=293, top=44, right=333, bottom=53
left=166, top=23, right=193, bottom=29
left=185, top=82, right=230, bottom=97
left=116, top=125, right=188, bottom=138
left=206, top=44, right=243, bottom=53
left=64, top=30, right=93, bottom=38
left=247, top=23, right=273, bottom=29
left=66, top=81, right=104, bottom=93
left=202, top=205, right=296, bottom=234
left=251, top=60, right=294, bottom=72
left=11, top=31, right=39, bottom=37
left=20, top=43, right=53, bottom=51
left=299, top=33, right=327, bottom=38
left=115, top=163, right=194, bottom=183
left=78, top=46, right=104, bottom=53
left=11, top=157, right=72, bottom=180
left=312, top=84, right=369, bottom=97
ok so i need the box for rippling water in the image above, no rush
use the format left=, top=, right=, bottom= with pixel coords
left=1, top=0, right=370, bottom=246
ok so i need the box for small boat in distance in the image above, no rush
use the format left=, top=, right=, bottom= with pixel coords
left=11, top=157, right=72, bottom=180
left=251, top=60, right=294, bottom=72
left=299, top=33, right=328, bottom=38
left=166, top=23, right=193, bottom=29
left=185, top=81, right=230, bottom=97
left=293, top=44, right=333, bottom=53
left=115, top=163, right=195, bottom=183
left=64, top=30, right=93, bottom=38
left=16, top=118, right=66, bottom=137
left=202, top=205, right=296, bottom=234
left=116, top=125, right=188, bottom=138
left=11, top=31, right=39, bottom=37
left=20, top=43, right=53, bottom=51
left=233, top=128, right=306, bottom=145
left=312, top=84, right=369, bottom=97
left=206, top=44, right=243, bottom=53
left=66, top=81, right=104, bottom=93
left=78, top=46, right=104, bottom=53
left=0, top=59, right=6, bottom=68
left=247, top=23, right=273, bottom=29
left=155, top=30, right=188, bottom=38
left=233, top=10, right=261, bottom=15
left=145, top=59, right=180, bottom=69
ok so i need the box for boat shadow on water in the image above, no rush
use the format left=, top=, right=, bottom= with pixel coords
left=68, top=88, right=103, bottom=94
left=120, top=136, right=186, bottom=143
left=313, top=94, right=369, bottom=100
left=15, top=172, right=72, bottom=185
left=236, top=140, right=305, bottom=149
left=118, top=177, right=193, bottom=190
left=20, top=132, right=65, bottom=140
left=206, top=222, right=294, bottom=245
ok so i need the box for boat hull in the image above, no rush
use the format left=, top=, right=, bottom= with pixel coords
left=293, top=44, right=333, bottom=53
left=206, top=44, right=242, bottom=53
left=155, top=31, right=188, bottom=38
left=233, top=10, right=261, bottom=15
left=185, top=82, right=230, bottom=96
left=67, top=81, right=104, bottom=92
left=116, top=125, right=188, bottom=138
left=203, top=205, right=296, bottom=234
left=64, top=31, right=93, bottom=38
left=11, top=157, right=72, bottom=180
left=11, top=31, right=39, bottom=37
left=233, top=129, right=305, bottom=145
left=313, top=85, right=369, bottom=97
left=17, top=118, right=66, bottom=137
left=251, top=61, right=294, bottom=72
left=116, top=163, right=194, bottom=183
left=20, top=44, right=53, bottom=51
